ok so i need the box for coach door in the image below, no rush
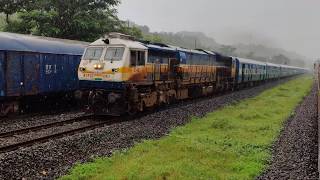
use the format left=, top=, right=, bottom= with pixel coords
left=23, top=53, right=40, bottom=95
left=6, top=53, right=40, bottom=97
left=241, top=64, right=245, bottom=83
left=231, top=59, right=236, bottom=80
left=6, top=52, right=23, bottom=97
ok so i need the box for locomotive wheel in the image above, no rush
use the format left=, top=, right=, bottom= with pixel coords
left=168, top=95, right=177, bottom=105
left=127, top=104, right=138, bottom=116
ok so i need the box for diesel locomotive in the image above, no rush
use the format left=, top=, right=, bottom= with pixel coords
left=78, top=33, right=307, bottom=115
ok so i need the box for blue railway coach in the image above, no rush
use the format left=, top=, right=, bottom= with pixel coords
left=0, top=32, right=87, bottom=116
left=233, top=57, right=307, bottom=87
left=234, top=57, right=267, bottom=84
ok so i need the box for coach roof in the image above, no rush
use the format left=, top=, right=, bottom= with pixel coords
left=236, top=57, right=267, bottom=66
left=0, top=32, right=87, bottom=55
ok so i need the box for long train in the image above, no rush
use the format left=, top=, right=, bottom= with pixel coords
left=78, top=33, right=308, bottom=115
left=0, top=32, right=87, bottom=116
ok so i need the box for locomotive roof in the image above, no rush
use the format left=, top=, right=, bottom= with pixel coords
left=144, top=43, right=212, bottom=56
left=197, top=49, right=216, bottom=56
left=143, top=43, right=177, bottom=52
left=0, top=32, right=87, bottom=55
left=90, top=37, right=147, bottom=50
left=168, top=45, right=208, bottom=55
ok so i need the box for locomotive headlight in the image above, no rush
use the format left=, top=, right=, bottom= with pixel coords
left=94, top=63, right=104, bottom=70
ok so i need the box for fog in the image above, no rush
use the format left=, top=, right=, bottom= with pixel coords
left=119, top=0, right=320, bottom=60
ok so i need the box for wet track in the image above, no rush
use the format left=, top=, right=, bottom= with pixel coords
left=257, top=84, right=319, bottom=179
left=0, top=78, right=303, bottom=180
left=0, top=115, right=119, bottom=153
left=0, top=111, right=85, bottom=134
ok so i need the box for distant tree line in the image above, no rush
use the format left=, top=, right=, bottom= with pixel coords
left=0, top=0, right=305, bottom=67
left=0, top=0, right=143, bottom=42
left=133, top=23, right=305, bottom=67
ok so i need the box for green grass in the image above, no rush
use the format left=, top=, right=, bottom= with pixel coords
left=0, top=14, right=5, bottom=31
left=61, top=76, right=313, bottom=180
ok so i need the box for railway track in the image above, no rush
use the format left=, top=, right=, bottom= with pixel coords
left=0, top=115, right=120, bottom=153
left=315, top=62, right=320, bottom=174
left=0, top=115, right=92, bottom=138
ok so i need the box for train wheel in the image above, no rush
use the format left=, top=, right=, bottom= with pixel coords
left=168, top=95, right=177, bottom=105
left=127, top=104, right=138, bottom=116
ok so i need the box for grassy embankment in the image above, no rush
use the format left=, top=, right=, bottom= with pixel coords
left=62, top=76, right=313, bottom=180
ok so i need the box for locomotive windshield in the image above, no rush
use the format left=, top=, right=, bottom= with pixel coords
left=105, top=47, right=124, bottom=61
left=84, top=47, right=103, bottom=60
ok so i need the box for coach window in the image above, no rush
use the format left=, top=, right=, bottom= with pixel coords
left=130, top=50, right=145, bottom=66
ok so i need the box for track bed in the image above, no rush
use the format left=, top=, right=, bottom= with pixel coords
left=0, top=78, right=303, bottom=179
left=0, top=116, right=120, bottom=153
left=0, top=111, right=85, bottom=134
left=257, top=84, right=319, bottom=179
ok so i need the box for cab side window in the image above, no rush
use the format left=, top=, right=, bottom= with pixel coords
left=130, top=51, right=145, bottom=66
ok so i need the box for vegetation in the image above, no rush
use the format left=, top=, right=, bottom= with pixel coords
left=233, top=43, right=306, bottom=67
left=0, top=0, right=30, bottom=24
left=0, top=0, right=142, bottom=42
left=0, top=1, right=306, bottom=66
left=131, top=21, right=306, bottom=67
left=61, top=76, right=312, bottom=180
left=219, top=45, right=237, bottom=56
left=0, top=14, right=5, bottom=30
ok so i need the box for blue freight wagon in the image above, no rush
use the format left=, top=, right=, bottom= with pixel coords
left=0, top=32, right=87, bottom=116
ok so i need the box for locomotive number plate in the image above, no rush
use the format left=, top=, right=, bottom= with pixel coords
left=83, top=73, right=95, bottom=78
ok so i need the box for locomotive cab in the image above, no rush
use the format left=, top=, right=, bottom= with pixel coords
left=78, top=33, right=149, bottom=115
left=79, top=45, right=126, bottom=82
left=78, top=33, right=148, bottom=84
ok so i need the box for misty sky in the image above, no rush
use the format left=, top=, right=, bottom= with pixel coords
left=118, top=0, right=320, bottom=59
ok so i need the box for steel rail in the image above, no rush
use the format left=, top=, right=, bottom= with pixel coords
left=0, top=118, right=119, bottom=153
left=0, top=115, right=93, bottom=138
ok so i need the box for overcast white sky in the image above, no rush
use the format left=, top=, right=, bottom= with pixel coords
left=118, top=0, right=320, bottom=59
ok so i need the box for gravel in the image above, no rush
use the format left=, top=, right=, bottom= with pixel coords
left=0, top=78, right=305, bottom=180
left=257, top=84, right=319, bottom=179
left=0, top=111, right=85, bottom=134
left=0, top=120, right=95, bottom=147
